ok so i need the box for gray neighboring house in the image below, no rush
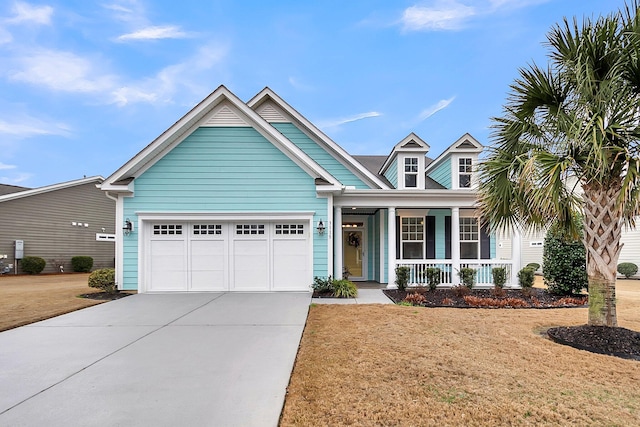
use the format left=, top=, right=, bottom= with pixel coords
left=0, top=176, right=115, bottom=274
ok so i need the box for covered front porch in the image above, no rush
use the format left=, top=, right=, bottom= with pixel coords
left=331, top=190, right=521, bottom=288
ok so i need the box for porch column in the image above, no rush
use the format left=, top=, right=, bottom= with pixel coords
left=451, top=207, right=460, bottom=285
left=387, top=207, right=396, bottom=289
left=511, top=226, right=522, bottom=288
left=334, top=207, right=343, bottom=278
left=379, top=209, right=385, bottom=284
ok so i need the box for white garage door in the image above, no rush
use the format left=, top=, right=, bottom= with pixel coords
left=147, top=221, right=310, bottom=292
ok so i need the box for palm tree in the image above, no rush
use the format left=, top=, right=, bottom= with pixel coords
left=477, top=2, right=640, bottom=327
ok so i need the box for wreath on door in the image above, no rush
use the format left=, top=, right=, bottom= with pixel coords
left=347, top=231, right=361, bottom=248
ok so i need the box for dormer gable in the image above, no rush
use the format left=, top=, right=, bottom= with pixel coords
left=379, top=133, right=430, bottom=189
left=425, top=133, right=483, bottom=190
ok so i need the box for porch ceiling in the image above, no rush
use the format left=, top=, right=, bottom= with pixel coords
left=342, top=208, right=379, bottom=215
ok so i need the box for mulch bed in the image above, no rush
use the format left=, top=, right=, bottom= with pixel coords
left=79, top=292, right=134, bottom=301
left=383, top=287, right=587, bottom=308
left=548, top=325, right=640, bottom=361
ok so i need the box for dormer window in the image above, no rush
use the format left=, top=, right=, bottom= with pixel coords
left=459, top=158, right=472, bottom=188
left=404, top=157, right=418, bottom=188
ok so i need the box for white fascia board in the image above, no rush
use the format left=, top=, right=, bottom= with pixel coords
left=103, top=85, right=339, bottom=189
left=136, top=211, right=315, bottom=221
left=0, top=176, right=104, bottom=203
left=248, top=88, right=390, bottom=190
left=334, top=189, right=477, bottom=208
left=425, top=133, right=483, bottom=175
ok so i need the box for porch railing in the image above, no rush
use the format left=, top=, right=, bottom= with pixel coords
left=396, top=260, right=514, bottom=287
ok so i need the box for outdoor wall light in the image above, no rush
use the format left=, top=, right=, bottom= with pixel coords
left=317, top=219, right=326, bottom=236
left=123, top=218, right=134, bottom=235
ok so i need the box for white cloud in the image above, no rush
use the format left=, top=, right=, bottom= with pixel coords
left=0, top=26, right=12, bottom=44
left=0, top=116, right=71, bottom=137
left=8, top=49, right=117, bottom=94
left=6, top=1, right=53, bottom=25
left=418, top=97, right=455, bottom=121
left=317, top=112, right=382, bottom=129
left=0, top=172, right=32, bottom=184
left=288, top=77, right=314, bottom=91
left=401, top=1, right=475, bottom=31
left=116, top=25, right=190, bottom=41
left=0, top=162, right=16, bottom=170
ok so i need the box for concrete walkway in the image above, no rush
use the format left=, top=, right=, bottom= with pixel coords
left=0, top=292, right=311, bottom=427
left=311, top=288, right=394, bottom=304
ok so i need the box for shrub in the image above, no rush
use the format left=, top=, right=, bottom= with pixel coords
left=617, top=262, right=638, bottom=279
left=395, top=266, right=411, bottom=291
left=332, top=279, right=358, bottom=298
left=88, top=268, right=116, bottom=294
left=457, top=267, right=476, bottom=289
left=71, top=256, right=93, bottom=273
left=312, top=276, right=334, bottom=293
left=492, top=267, right=507, bottom=289
left=491, top=287, right=506, bottom=298
left=424, top=267, right=441, bottom=291
left=403, top=292, right=426, bottom=305
left=21, top=256, right=46, bottom=274
left=526, top=262, right=540, bottom=272
left=543, top=218, right=587, bottom=295
left=518, top=267, right=535, bottom=289
left=452, top=284, right=471, bottom=298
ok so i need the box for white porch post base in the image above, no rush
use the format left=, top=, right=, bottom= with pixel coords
left=387, top=207, right=397, bottom=289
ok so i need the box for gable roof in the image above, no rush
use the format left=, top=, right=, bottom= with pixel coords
left=0, top=176, right=103, bottom=203
left=101, top=85, right=341, bottom=192
left=247, top=88, right=390, bottom=190
left=379, top=133, right=430, bottom=176
left=424, top=133, right=483, bottom=175
left=0, top=184, right=30, bottom=196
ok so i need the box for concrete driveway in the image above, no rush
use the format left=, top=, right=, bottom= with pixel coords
left=0, top=292, right=311, bottom=427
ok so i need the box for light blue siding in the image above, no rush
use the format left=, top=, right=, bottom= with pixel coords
left=428, top=158, right=451, bottom=189
left=490, top=235, right=496, bottom=259
left=121, top=126, right=328, bottom=290
left=384, top=158, right=398, bottom=188
left=271, top=123, right=370, bottom=189
left=429, top=209, right=450, bottom=259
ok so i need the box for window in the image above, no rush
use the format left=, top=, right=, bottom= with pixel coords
left=236, top=224, right=265, bottom=235
left=401, top=217, right=423, bottom=259
left=404, top=157, right=418, bottom=188
left=193, top=224, right=222, bottom=235
left=275, top=224, right=304, bottom=235
left=153, top=224, right=182, bottom=235
left=459, top=158, right=472, bottom=188
left=459, top=217, right=478, bottom=259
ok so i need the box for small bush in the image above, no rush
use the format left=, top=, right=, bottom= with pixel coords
left=442, top=297, right=454, bottom=305
left=457, top=267, right=476, bottom=289
left=617, top=262, right=638, bottom=279
left=403, top=292, right=426, bottom=306
left=491, top=287, right=506, bottom=298
left=395, top=266, right=411, bottom=291
left=452, top=284, right=471, bottom=298
left=492, top=267, right=507, bottom=289
left=71, top=256, right=94, bottom=273
left=526, top=263, right=540, bottom=272
left=21, top=256, right=46, bottom=274
left=332, top=279, right=358, bottom=298
left=312, top=276, right=334, bottom=293
left=543, top=218, right=587, bottom=295
left=424, top=268, right=441, bottom=291
left=88, top=268, right=116, bottom=294
left=518, top=267, right=535, bottom=289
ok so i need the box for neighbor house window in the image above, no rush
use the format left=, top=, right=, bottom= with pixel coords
left=401, top=217, right=423, bottom=259
left=459, top=217, right=478, bottom=259
left=459, top=158, right=472, bottom=188
left=404, top=157, right=418, bottom=188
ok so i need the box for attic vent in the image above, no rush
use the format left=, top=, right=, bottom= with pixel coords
left=456, top=140, right=476, bottom=149
left=257, top=103, right=288, bottom=122
left=402, top=141, right=421, bottom=148
left=203, top=105, right=249, bottom=127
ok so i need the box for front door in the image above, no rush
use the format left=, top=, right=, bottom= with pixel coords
left=343, top=225, right=366, bottom=281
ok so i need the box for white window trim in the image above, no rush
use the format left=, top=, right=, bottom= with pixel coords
left=459, top=217, right=479, bottom=259
left=400, top=216, right=424, bottom=259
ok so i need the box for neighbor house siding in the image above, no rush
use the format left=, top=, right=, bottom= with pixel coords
left=121, top=127, right=328, bottom=290
left=428, top=158, right=452, bottom=189
left=271, top=123, right=370, bottom=189
left=384, top=159, right=398, bottom=188
left=0, top=182, right=115, bottom=273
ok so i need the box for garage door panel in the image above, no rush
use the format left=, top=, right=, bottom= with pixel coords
left=272, top=239, right=309, bottom=290
left=191, top=240, right=226, bottom=291
left=233, top=239, right=269, bottom=291
left=150, top=240, right=187, bottom=291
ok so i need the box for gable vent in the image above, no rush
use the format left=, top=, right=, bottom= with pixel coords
left=402, top=141, right=421, bottom=148
left=257, top=103, right=288, bottom=122
left=203, top=105, right=249, bottom=127
left=457, top=140, right=476, bottom=149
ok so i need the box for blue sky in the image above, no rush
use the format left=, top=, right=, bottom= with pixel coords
left=0, top=0, right=630, bottom=187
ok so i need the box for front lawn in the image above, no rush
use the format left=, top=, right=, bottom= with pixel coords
left=280, top=280, right=640, bottom=426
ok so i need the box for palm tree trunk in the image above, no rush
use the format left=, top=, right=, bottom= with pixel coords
left=582, top=183, right=623, bottom=327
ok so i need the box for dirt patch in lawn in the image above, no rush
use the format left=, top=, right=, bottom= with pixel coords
left=0, top=273, right=134, bottom=332
left=280, top=280, right=640, bottom=426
